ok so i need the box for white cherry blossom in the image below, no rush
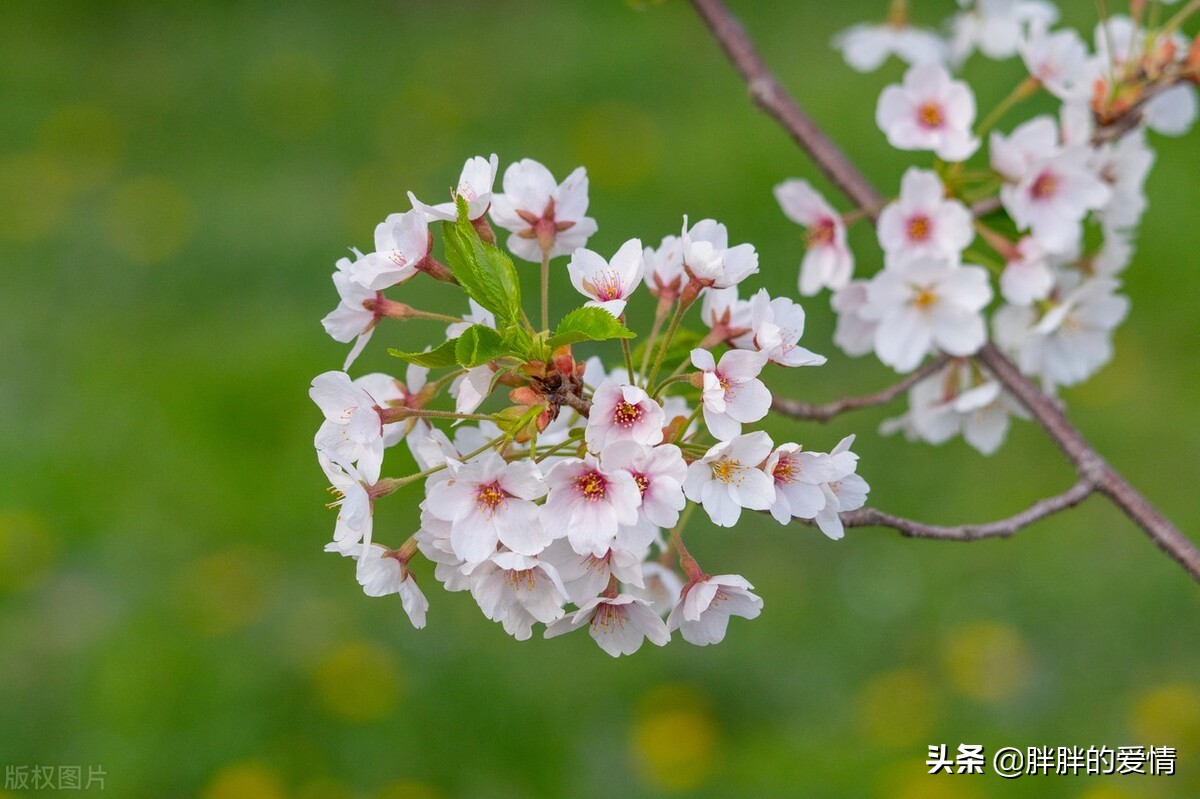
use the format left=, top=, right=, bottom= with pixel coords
left=326, top=542, right=428, bottom=629
left=764, top=443, right=839, bottom=525
left=833, top=22, right=948, bottom=73
left=812, top=435, right=870, bottom=540
left=425, top=452, right=551, bottom=565
left=831, top=281, right=878, bottom=357
left=310, top=370, right=385, bottom=480
left=667, top=574, right=763, bottom=646
left=489, top=158, right=598, bottom=262
left=322, top=253, right=382, bottom=370
left=544, top=454, right=642, bottom=557
left=469, top=551, right=568, bottom=640
left=601, top=440, right=688, bottom=530
left=408, top=153, right=499, bottom=222
left=877, top=168, right=974, bottom=268
left=774, top=179, right=853, bottom=295
left=680, top=217, right=759, bottom=290
left=585, top=381, right=665, bottom=452
left=567, top=238, right=644, bottom=317
left=318, top=449, right=377, bottom=555
left=735, top=289, right=826, bottom=369
left=545, top=595, right=670, bottom=657
left=860, top=258, right=992, bottom=373
left=691, top=348, right=772, bottom=441
left=350, top=209, right=430, bottom=291
left=683, top=431, right=775, bottom=528
left=876, top=63, right=980, bottom=162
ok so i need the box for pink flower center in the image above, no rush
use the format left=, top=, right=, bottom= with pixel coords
left=586, top=270, right=625, bottom=302
left=1030, top=171, right=1059, bottom=200
left=917, top=101, right=945, bottom=130
left=906, top=214, right=933, bottom=242
left=709, top=456, right=743, bottom=484
left=632, top=472, right=650, bottom=496
left=475, top=482, right=507, bottom=517
left=806, top=218, right=836, bottom=248
left=389, top=250, right=409, bottom=267
left=575, top=471, right=608, bottom=502
left=613, top=400, right=644, bottom=428
left=504, top=568, right=537, bottom=591
left=591, top=602, right=628, bottom=632
left=772, top=456, right=796, bottom=484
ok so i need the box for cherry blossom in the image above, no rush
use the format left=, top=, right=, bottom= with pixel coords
left=667, top=574, right=763, bottom=646
left=680, top=217, right=759, bottom=290
left=310, top=370, right=385, bottom=480
left=993, top=273, right=1130, bottom=392
left=644, top=234, right=686, bottom=302
left=812, top=435, right=870, bottom=541
left=691, top=348, right=772, bottom=441
left=831, top=281, right=878, bottom=357
left=860, top=258, right=993, bottom=373
left=736, top=289, right=826, bottom=368
left=774, top=179, right=853, bottom=295
left=318, top=449, right=377, bottom=555
left=567, top=238, right=644, bottom=317
left=489, top=158, right=598, bottom=262
left=833, top=22, right=948, bottom=73
left=545, top=594, right=670, bottom=657
left=764, top=443, right=838, bottom=525
left=585, top=381, right=665, bottom=452
left=877, top=168, right=974, bottom=268
left=326, top=542, right=428, bottom=629
left=876, top=63, right=980, bottom=162
left=683, top=431, right=775, bottom=528
left=408, top=153, right=499, bottom=222
left=544, top=454, right=642, bottom=557
left=425, top=452, right=551, bottom=565
left=350, top=209, right=431, bottom=291
left=322, top=253, right=382, bottom=370
left=601, top=440, right=688, bottom=530
left=469, top=551, right=569, bottom=640
left=950, top=0, right=1058, bottom=64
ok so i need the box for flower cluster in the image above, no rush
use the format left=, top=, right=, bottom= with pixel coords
left=312, top=156, right=868, bottom=654
left=798, top=1, right=1198, bottom=453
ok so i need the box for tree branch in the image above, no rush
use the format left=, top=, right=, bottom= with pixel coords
left=690, top=0, right=1200, bottom=581
left=822, top=479, right=1096, bottom=541
left=772, top=356, right=949, bottom=422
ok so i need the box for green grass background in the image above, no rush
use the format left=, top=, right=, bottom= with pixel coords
left=1, top=1, right=1198, bottom=797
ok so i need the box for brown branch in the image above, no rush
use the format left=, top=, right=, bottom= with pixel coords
left=822, top=479, right=1096, bottom=541
left=690, top=0, right=1200, bottom=581
left=689, top=0, right=883, bottom=216
left=772, top=356, right=949, bottom=422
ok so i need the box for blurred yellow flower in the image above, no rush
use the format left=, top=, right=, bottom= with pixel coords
left=312, top=640, right=401, bottom=723
left=941, top=620, right=1033, bottom=703
left=857, top=668, right=941, bottom=748
left=631, top=683, right=719, bottom=792
left=201, top=761, right=285, bottom=799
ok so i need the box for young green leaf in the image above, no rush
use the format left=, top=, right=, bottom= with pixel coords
left=439, top=196, right=523, bottom=325
left=455, top=324, right=507, bottom=368
left=389, top=338, right=460, bottom=368
left=547, top=306, right=636, bottom=348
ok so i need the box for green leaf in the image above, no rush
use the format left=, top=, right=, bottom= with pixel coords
left=389, top=338, right=459, bottom=368
left=547, top=306, right=636, bottom=349
left=454, top=324, right=507, bottom=368
left=501, top=325, right=536, bottom=362
left=440, top=197, right=522, bottom=325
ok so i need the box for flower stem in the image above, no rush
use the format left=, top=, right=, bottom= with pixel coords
left=619, top=314, right=636, bottom=381
left=638, top=297, right=672, bottom=386
left=540, top=248, right=551, bottom=332
left=647, top=298, right=688, bottom=389
left=674, top=404, right=705, bottom=445
left=669, top=504, right=704, bottom=580
left=378, top=407, right=496, bottom=424
left=974, top=76, right=1040, bottom=139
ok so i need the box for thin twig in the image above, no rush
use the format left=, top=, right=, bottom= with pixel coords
left=771, top=357, right=948, bottom=422
left=806, top=479, right=1097, bottom=541
left=689, top=0, right=1200, bottom=581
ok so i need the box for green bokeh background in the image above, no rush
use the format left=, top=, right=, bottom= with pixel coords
left=2, top=1, right=1198, bottom=797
